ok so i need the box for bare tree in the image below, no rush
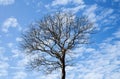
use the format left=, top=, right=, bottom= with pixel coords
left=20, top=12, right=95, bottom=79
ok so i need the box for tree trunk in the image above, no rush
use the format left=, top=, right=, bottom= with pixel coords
left=61, top=62, right=65, bottom=79
left=61, top=53, right=66, bottom=79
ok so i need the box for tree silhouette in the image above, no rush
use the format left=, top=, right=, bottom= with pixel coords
left=20, top=12, right=95, bottom=79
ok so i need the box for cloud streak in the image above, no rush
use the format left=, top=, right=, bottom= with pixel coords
left=0, top=0, right=15, bottom=5
left=0, top=47, right=9, bottom=77
left=51, top=0, right=84, bottom=6
left=1, top=17, right=19, bottom=33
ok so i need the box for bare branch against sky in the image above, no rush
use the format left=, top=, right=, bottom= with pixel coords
left=21, top=12, right=95, bottom=79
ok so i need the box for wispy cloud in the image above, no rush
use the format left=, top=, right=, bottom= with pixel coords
left=62, top=5, right=85, bottom=13
left=83, top=4, right=97, bottom=23
left=0, top=61, right=9, bottom=77
left=45, top=0, right=85, bottom=14
left=16, top=37, right=23, bottom=42
left=64, top=27, right=120, bottom=79
left=113, top=0, right=119, bottom=2
left=51, top=0, right=84, bottom=6
left=96, top=8, right=114, bottom=22
left=13, top=71, right=27, bottom=79
left=7, top=42, right=14, bottom=48
left=51, top=0, right=70, bottom=6
left=11, top=49, right=21, bottom=58
left=0, top=47, right=9, bottom=77
left=113, top=28, right=120, bottom=38
left=1, top=17, right=19, bottom=33
left=0, top=0, right=15, bottom=5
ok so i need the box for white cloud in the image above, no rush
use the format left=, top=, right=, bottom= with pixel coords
left=95, top=0, right=107, bottom=3
left=2, top=17, right=19, bottom=33
left=7, top=42, right=14, bottom=48
left=16, top=37, right=23, bottom=42
left=45, top=0, right=85, bottom=14
left=0, top=61, right=9, bottom=77
left=84, top=73, right=103, bottom=79
left=62, top=5, right=85, bottom=13
left=0, top=0, right=15, bottom=5
left=113, top=29, right=120, bottom=38
left=0, top=47, right=5, bottom=54
left=84, top=4, right=97, bottom=22
left=96, top=8, right=113, bottom=22
left=64, top=40, right=120, bottom=79
left=63, top=28, right=120, bottom=79
left=113, top=0, right=119, bottom=2
left=103, top=26, right=113, bottom=32
left=0, top=47, right=8, bottom=61
left=37, top=73, right=59, bottom=79
left=52, top=0, right=84, bottom=6
left=110, top=73, right=120, bottom=79
left=17, top=55, right=30, bottom=68
left=13, top=71, right=27, bottom=79
left=0, top=47, right=9, bottom=77
left=73, top=0, right=84, bottom=5
left=52, top=0, right=70, bottom=6
left=11, top=49, right=21, bottom=57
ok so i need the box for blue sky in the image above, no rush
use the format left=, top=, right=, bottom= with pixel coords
left=0, top=0, right=120, bottom=79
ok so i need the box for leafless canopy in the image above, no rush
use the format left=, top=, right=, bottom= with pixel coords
left=21, top=12, right=95, bottom=79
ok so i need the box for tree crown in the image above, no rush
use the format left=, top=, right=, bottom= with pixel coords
left=21, top=12, right=95, bottom=74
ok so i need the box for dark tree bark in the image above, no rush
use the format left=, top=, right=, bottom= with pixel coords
left=61, top=59, right=65, bottom=79
left=61, top=49, right=66, bottom=79
left=20, top=12, right=95, bottom=79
